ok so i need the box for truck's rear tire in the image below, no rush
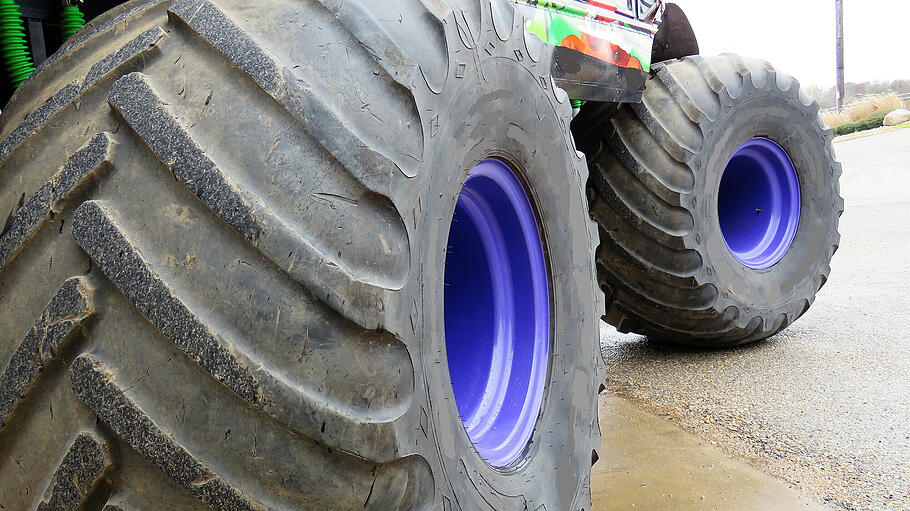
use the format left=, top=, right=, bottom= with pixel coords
left=574, top=54, right=843, bottom=346
left=0, top=0, right=603, bottom=509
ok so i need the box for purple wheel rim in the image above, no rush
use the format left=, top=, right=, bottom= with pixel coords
left=444, top=159, right=550, bottom=468
left=718, top=138, right=801, bottom=269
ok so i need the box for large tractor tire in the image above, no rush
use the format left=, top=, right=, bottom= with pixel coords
left=0, top=0, right=603, bottom=509
left=574, top=54, right=843, bottom=346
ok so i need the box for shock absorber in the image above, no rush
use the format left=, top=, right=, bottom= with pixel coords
left=0, top=0, right=36, bottom=87
left=60, top=0, right=85, bottom=41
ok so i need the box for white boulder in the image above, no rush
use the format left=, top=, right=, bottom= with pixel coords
left=883, top=108, right=910, bottom=126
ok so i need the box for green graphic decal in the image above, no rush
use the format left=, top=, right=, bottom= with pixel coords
left=515, top=0, right=656, bottom=72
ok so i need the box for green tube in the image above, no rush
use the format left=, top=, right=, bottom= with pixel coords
left=0, top=0, right=36, bottom=87
left=60, top=4, right=85, bottom=41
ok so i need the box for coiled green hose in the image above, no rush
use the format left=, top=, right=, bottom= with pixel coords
left=60, top=4, right=84, bottom=41
left=0, top=0, right=35, bottom=87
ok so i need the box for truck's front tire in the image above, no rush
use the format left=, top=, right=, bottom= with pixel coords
left=574, top=54, right=843, bottom=346
left=0, top=0, right=603, bottom=509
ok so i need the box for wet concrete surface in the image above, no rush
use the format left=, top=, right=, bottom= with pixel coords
left=592, top=395, right=824, bottom=511
left=593, top=129, right=910, bottom=510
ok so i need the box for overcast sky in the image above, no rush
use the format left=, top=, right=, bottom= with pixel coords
left=673, top=0, right=910, bottom=88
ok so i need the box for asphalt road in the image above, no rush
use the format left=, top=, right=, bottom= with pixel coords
left=598, top=128, right=910, bottom=511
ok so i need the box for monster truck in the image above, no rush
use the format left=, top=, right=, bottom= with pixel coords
left=0, top=0, right=840, bottom=509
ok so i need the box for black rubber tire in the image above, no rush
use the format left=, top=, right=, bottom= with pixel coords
left=0, top=0, right=604, bottom=509
left=573, top=54, right=843, bottom=346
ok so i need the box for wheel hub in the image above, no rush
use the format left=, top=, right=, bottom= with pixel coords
left=718, top=138, right=801, bottom=269
left=443, top=159, right=550, bottom=468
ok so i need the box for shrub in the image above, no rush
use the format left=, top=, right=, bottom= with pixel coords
left=822, top=110, right=852, bottom=128
left=821, top=93, right=901, bottom=130
left=847, top=101, right=877, bottom=121
left=833, top=111, right=888, bottom=136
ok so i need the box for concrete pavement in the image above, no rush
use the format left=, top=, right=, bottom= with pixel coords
left=592, top=395, right=824, bottom=510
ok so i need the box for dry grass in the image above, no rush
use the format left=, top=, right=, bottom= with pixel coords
left=822, top=94, right=902, bottom=128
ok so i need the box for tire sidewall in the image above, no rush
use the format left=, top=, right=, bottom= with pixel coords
left=694, top=90, right=839, bottom=314
left=411, top=56, right=599, bottom=509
